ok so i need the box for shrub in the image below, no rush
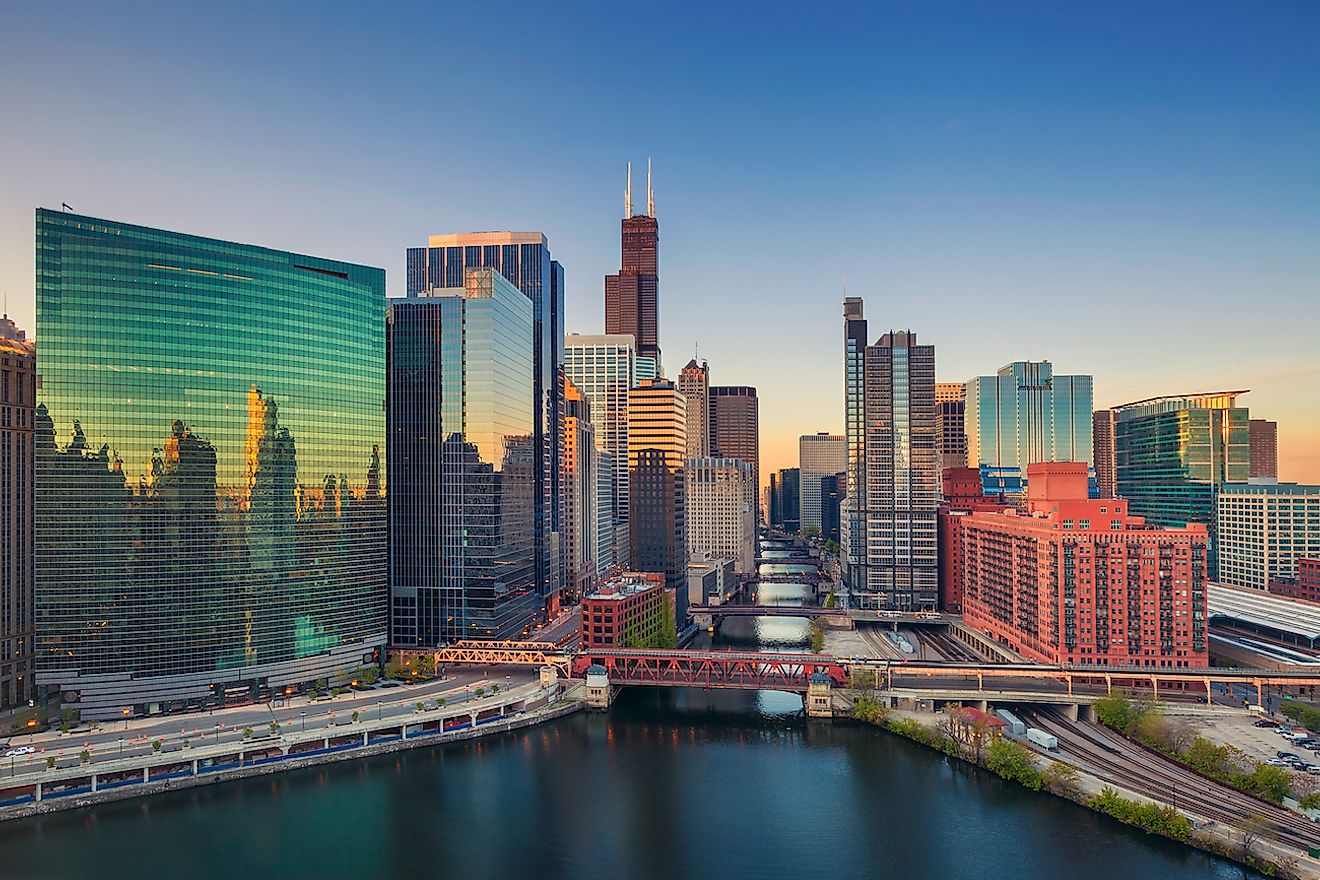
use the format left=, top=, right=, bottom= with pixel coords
left=986, top=738, right=1045, bottom=791
left=351, top=710, right=360, bottom=724
left=78, top=749, right=90, bottom=763
left=1043, top=761, right=1082, bottom=795
left=151, top=739, right=162, bottom=753
left=45, top=756, right=55, bottom=769
left=1089, top=786, right=1191, bottom=842
left=242, top=726, right=253, bottom=739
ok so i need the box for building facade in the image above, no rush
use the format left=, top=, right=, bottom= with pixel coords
left=580, top=571, right=672, bottom=649
left=388, top=269, right=537, bottom=644
left=1114, top=391, right=1250, bottom=578
left=1217, top=483, right=1320, bottom=591
left=627, top=379, right=687, bottom=616
left=820, top=472, right=845, bottom=545
left=1250, top=419, right=1279, bottom=480
left=685, top=457, right=756, bottom=573
left=777, top=467, right=801, bottom=533
left=564, top=378, right=599, bottom=603
left=799, top=433, right=846, bottom=536
left=406, top=232, right=564, bottom=616
left=1093, top=408, right=1118, bottom=499
left=935, top=381, right=968, bottom=473
left=937, top=468, right=1011, bottom=612
left=708, top=385, right=760, bottom=520
left=842, top=297, right=868, bottom=593
left=678, top=359, right=710, bottom=460
left=565, top=333, right=637, bottom=568
left=688, top=558, right=737, bottom=607
left=859, top=330, right=938, bottom=610
left=1, top=315, right=35, bottom=710
left=36, top=210, right=387, bottom=718
left=959, top=463, right=1208, bottom=667
left=605, top=163, right=661, bottom=363
left=965, top=361, right=1093, bottom=501
left=1270, top=558, right=1320, bottom=604
left=596, top=449, right=617, bottom=576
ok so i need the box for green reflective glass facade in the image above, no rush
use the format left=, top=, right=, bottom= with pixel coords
left=1114, top=392, right=1249, bottom=578
left=35, top=209, right=386, bottom=717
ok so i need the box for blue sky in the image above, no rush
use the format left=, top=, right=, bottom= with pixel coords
left=2, top=1, right=1318, bottom=481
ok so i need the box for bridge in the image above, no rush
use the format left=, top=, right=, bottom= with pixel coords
left=432, top=640, right=569, bottom=672
left=571, top=649, right=848, bottom=692
left=754, top=556, right=820, bottom=566
left=688, top=604, right=846, bottom=620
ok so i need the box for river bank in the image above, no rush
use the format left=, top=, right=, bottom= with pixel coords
left=843, top=695, right=1315, bottom=879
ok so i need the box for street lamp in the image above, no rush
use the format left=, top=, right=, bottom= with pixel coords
left=376, top=700, right=383, bottom=722
left=121, top=706, right=131, bottom=730
left=300, top=711, right=306, bottom=733
left=118, top=737, right=124, bottom=760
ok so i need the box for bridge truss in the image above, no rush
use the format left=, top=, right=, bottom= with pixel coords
left=434, top=640, right=568, bottom=670
left=573, top=649, right=848, bottom=692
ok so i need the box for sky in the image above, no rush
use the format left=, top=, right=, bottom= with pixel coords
left=2, top=1, right=1318, bottom=485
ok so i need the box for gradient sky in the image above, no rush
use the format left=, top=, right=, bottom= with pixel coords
left=2, top=2, right=1318, bottom=485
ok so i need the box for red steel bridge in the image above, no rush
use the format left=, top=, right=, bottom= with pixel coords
left=571, top=649, right=848, bottom=692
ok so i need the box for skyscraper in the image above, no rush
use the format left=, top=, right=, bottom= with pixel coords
left=678, top=358, right=710, bottom=460
left=769, top=471, right=782, bottom=528
left=798, top=433, right=846, bottom=535
left=820, top=472, right=845, bottom=545
left=965, top=361, right=1093, bottom=500
left=708, top=385, right=759, bottom=519
left=777, top=467, right=801, bottom=533
left=1114, top=390, right=1249, bottom=578
left=1, top=315, right=34, bottom=710
left=36, top=209, right=386, bottom=717
left=627, top=379, right=687, bottom=612
left=565, top=333, right=637, bottom=567
left=1250, top=419, right=1279, bottom=480
left=564, top=378, right=599, bottom=603
left=605, top=161, right=661, bottom=363
left=596, top=450, right=617, bottom=575
left=842, top=297, right=868, bottom=593
left=685, top=458, right=756, bottom=574
left=388, top=268, right=538, bottom=643
left=1216, top=483, right=1319, bottom=591
left=935, top=382, right=968, bottom=473
left=406, top=232, right=564, bottom=617
left=1093, top=408, right=1118, bottom=498
left=862, top=330, right=938, bottom=610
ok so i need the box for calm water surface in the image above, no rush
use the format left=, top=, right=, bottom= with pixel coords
left=0, top=573, right=1256, bottom=879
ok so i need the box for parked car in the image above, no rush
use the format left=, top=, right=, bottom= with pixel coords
left=1268, top=758, right=1291, bottom=766
left=1276, top=726, right=1294, bottom=735
left=1254, top=719, right=1276, bottom=728
left=3, top=746, right=35, bottom=758
left=1278, top=751, right=1300, bottom=760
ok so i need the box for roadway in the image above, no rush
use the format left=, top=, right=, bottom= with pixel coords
left=2, top=666, right=539, bottom=779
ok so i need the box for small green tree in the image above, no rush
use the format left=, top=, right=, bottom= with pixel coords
left=416, top=701, right=425, bottom=712
left=351, top=710, right=360, bottom=724
left=45, top=756, right=56, bottom=769
left=79, top=749, right=90, bottom=764
left=1299, top=791, right=1320, bottom=810
left=269, top=721, right=279, bottom=735
left=151, top=739, right=162, bottom=753
left=308, top=687, right=320, bottom=700
left=1043, top=761, right=1082, bottom=796
left=491, top=684, right=501, bottom=695
left=437, top=698, right=446, bottom=708
left=474, top=687, right=486, bottom=698
left=242, top=726, right=253, bottom=739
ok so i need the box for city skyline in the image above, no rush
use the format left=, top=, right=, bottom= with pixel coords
left=2, top=3, right=1318, bottom=488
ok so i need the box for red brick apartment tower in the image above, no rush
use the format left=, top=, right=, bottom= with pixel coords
left=937, top=468, right=1011, bottom=612
left=958, top=463, right=1208, bottom=667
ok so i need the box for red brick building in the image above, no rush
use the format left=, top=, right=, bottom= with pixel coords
left=938, top=468, right=1011, bottom=612
left=580, top=572, right=672, bottom=649
left=957, top=463, right=1208, bottom=667
left=1269, top=558, right=1320, bottom=605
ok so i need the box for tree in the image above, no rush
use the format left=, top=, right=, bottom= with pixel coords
left=45, top=756, right=55, bottom=770
left=416, top=702, right=425, bottom=713
left=808, top=621, right=825, bottom=653
left=475, top=687, right=486, bottom=698
left=1237, top=814, right=1268, bottom=862
left=1043, top=761, right=1082, bottom=796
left=986, top=738, right=1045, bottom=790
left=1242, top=763, right=1292, bottom=804
left=350, top=710, right=360, bottom=724
left=242, top=726, right=253, bottom=739
left=269, top=721, right=280, bottom=735
left=437, top=698, right=446, bottom=708
left=152, top=739, right=162, bottom=753
left=79, top=749, right=90, bottom=764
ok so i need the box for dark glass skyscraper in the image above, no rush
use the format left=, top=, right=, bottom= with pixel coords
left=605, top=162, right=661, bottom=363
left=388, top=269, right=538, bottom=643
left=842, top=297, right=867, bottom=591
left=406, top=232, right=564, bottom=619
left=35, top=210, right=386, bottom=718
left=708, top=385, right=759, bottom=520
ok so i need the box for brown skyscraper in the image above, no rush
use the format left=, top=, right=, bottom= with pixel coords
left=1250, top=418, right=1278, bottom=479
left=1093, top=408, right=1118, bottom=498
left=1, top=315, right=34, bottom=709
left=709, top=386, right=760, bottom=522
left=605, top=160, right=661, bottom=363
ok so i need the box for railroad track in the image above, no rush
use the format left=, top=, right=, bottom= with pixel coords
left=919, top=629, right=984, bottom=663
left=1027, top=711, right=1319, bottom=850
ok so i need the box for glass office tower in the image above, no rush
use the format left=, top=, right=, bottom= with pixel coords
left=406, top=233, right=563, bottom=619
left=1115, top=391, right=1250, bottom=578
left=35, top=209, right=386, bottom=718
left=965, top=361, right=1093, bottom=500
left=388, top=269, right=538, bottom=643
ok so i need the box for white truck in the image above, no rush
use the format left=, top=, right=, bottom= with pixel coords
left=1026, top=727, right=1058, bottom=751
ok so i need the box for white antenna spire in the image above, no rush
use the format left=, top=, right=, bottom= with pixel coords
left=646, top=157, right=654, bottom=217
left=625, top=161, right=633, bottom=218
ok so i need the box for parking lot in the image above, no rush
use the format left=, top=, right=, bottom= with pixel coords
left=1190, top=710, right=1320, bottom=774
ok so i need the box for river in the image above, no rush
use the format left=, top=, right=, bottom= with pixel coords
left=0, top=564, right=1255, bottom=879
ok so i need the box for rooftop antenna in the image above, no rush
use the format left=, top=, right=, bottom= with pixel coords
left=625, top=162, right=633, bottom=218
left=646, top=158, right=654, bottom=217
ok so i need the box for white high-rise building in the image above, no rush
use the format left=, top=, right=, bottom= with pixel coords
left=685, top=458, right=756, bottom=574
left=799, top=433, right=846, bottom=535
left=1217, top=483, right=1320, bottom=591
left=565, top=334, right=636, bottom=566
